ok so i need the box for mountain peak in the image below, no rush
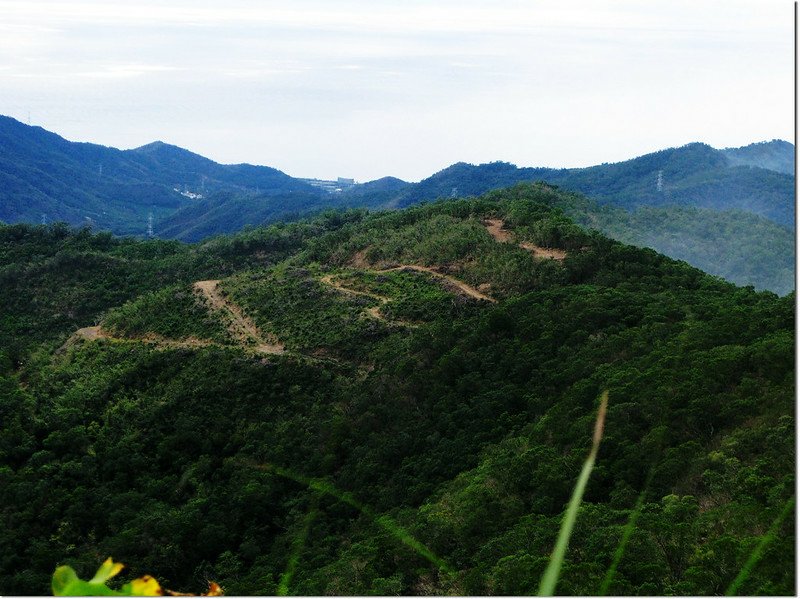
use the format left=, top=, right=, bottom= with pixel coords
left=134, top=140, right=170, bottom=151
left=132, top=140, right=203, bottom=158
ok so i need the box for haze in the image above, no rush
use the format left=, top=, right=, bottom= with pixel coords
left=0, top=0, right=793, bottom=181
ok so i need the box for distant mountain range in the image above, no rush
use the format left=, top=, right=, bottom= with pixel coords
left=0, top=115, right=793, bottom=293
left=0, top=115, right=317, bottom=235
left=360, top=140, right=794, bottom=227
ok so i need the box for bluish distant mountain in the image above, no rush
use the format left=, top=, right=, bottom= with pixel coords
left=722, top=139, right=794, bottom=174
left=0, top=116, right=316, bottom=235
left=378, top=141, right=794, bottom=228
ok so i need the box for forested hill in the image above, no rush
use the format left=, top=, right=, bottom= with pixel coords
left=540, top=188, right=795, bottom=296
left=338, top=143, right=793, bottom=295
left=0, top=184, right=793, bottom=595
left=376, top=141, right=794, bottom=227
left=0, top=116, right=316, bottom=235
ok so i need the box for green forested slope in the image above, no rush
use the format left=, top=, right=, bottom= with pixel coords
left=0, top=185, right=793, bottom=596
left=722, top=140, right=795, bottom=175
left=593, top=206, right=794, bottom=296
left=546, top=189, right=795, bottom=296
left=0, top=214, right=358, bottom=363
left=158, top=165, right=795, bottom=295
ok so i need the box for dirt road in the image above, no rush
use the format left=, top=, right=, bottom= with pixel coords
left=70, top=326, right=214, bottom=351
left=378, top=265, right=497, bottom=303
left=319, top=274, right=390, bottom=305
left=194, top=280, right=285, bottom=355
left=484, top=218, right=567, bottom=260
left=319, top=273, right=418, bottom=325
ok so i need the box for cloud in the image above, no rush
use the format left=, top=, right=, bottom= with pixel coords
left=0, top=0, right=791, bottom=180
left=0, top=0, right=786, bottom=35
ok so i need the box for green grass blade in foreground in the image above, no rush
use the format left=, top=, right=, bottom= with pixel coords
left=243, top=460, right=452, bottom=573
left=598, top=466, right=656, bottom=595
left=277, top=496, right=320, bottom=596
left=725, top=496, right=795, bottom=596
left=537, top=391, right=608, bottom=597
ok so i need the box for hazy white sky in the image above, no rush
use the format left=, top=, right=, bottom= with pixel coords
left=0, top=0, right=793, bottom=181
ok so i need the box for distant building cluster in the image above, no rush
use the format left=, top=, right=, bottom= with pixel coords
left=300, top=177, right=356, bottom=193
left=173, top=187, right=204, bottom=199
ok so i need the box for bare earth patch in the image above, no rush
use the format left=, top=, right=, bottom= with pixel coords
left=74, top=326, right=108, bottom=341
left=319, top=273, right=417, bottom=326
left=378, top=265, right=496, bottom=303
left=194, top=280, right=284, bottom=355
left=483, top=218, right=567, bottom=261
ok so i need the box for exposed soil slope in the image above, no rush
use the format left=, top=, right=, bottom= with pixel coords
left=484, top=218, right=567, bottom=260
left=378, top=265, right=496, bottom=303
left=319, top=273, right=414, bottom=326
left=193, top=280, right=285, bottom=355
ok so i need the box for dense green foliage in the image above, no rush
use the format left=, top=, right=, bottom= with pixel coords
left=597, top=206, right=794, bottom=296
left=551, top=194, right=795, bottom=296
left=103, top=284, right=234, bottom=345
left=0, top=184, right=793, bottom=595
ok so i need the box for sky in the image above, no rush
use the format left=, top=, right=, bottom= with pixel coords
left=0, top=0, right=794, bottom=181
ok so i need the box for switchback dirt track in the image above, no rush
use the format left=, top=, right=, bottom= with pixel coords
left=484, top=218, right=567, bottom=260
left=193, top=280, right=284, bottom=355
left=319, top=273, right=416, bottom=326
left=377, top=265, right=496, bottom=303
left=65, top=281, right=286, bottom=357
left=69, top=326, right=215, bottom=351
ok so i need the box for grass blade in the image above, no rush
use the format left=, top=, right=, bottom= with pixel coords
left=277, top=495, right=319, bottom=596
left=725, top=496, right=795, bottom=596
left=242, top=460, right=452, bottom=573
left=598, top=466, right=655, bottom=595
left=537, top=391, right=608, bottom=597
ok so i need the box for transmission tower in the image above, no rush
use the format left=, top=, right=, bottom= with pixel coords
left=147, top=211, right=154, bottom=238
left=656, top=170, right=664, bottom=192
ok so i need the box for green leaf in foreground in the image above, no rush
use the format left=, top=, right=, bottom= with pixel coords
left=537, top=391, right=608, bottom=597
left=52, top=557, right=223, bottom=596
